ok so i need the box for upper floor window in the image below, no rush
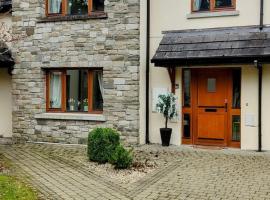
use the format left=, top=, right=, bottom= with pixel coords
left=192, top=0, right=235, bottom=12
left=46, top=0, right=104, bottom=16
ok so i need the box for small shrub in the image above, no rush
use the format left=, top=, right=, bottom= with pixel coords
left=109, top=145, right=133, bottom=169
left=88, top=128, right=120, bottom=163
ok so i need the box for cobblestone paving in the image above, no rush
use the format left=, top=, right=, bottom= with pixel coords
left=1, top=144, right=270, bottom=200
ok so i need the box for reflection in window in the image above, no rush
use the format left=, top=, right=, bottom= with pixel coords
left=233, top=69, right=241, bottom=108
left=67, top=0, right=88, bottom=15
left=93, top=71, right=103, bottom=111
left=183, top=69, right=191, bottom=107
left=207, top=78, right=216, bottom=92
left=193, top=0, right=210, bottom=11
left=49, top=72, right=62, bottom=109
left=215, top=0, right=232, bottom=8
left=183, top=114, right=191, bottom=138
left=48, top=0, right=63, bottom=14
left=66, top=70, right=88, bottom=112
left=232, top=115, right=240, bottom=141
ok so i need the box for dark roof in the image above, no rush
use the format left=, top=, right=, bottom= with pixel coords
left=151, top=26, right=270, bottom=67
left=0, top=41, right=14, bottom=70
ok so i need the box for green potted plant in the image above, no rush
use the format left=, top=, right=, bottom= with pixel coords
left=156, top=93, right=177, bottom=146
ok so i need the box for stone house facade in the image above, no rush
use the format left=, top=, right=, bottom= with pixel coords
left=10, top=0, right=140, bottom=144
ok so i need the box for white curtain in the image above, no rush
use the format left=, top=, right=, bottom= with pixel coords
left=50, top=73, right=62, bottom=108
left=97, top=72, right=104, bottom=100
left=193, top=0, right=202, bottom=11
left=49, top=0, right=62, bottom=14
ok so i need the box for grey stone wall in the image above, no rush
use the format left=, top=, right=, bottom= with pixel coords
left=11, top=0, right=140, bottom=144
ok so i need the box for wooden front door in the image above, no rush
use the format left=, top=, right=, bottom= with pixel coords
left=194, top=69, right=230, bottom=146
left=182, top=68, right=241, bottom=148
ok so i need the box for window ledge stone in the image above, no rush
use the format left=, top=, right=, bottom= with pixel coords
left=38, top=12, right=107, bottom=23
left=187, top=10, right=239, bottom=19
left=35, top=113, right=106, bottom=122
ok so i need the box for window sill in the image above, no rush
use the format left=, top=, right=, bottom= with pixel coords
left=187, top=10, right=239, bottom=19
left=38, top=12, right=107, bottom=23
left=35, top=113, right=106, bottom=122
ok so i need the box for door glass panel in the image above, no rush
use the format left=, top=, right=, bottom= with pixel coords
left=232, top=115, right=240, bottom=141
left=232, top=69, right=241, bottom=108
left=207, top=78, right=216, bottom=92
left=183, top=114, right=191, bottom=138
left=183, top=69, right=191, bottom=107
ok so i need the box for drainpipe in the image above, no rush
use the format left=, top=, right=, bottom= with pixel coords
left=258, top=63, right=262, bottom=152
left=145, top=0, right=150, bottom=144
left=260, top=0, right=264, bottom=30
left=256, top=0, right=264, bottom=152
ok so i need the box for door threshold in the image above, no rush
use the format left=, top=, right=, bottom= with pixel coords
left=192, top=145, right=226, bottom=150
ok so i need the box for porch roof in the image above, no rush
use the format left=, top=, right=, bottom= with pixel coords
left=151, top=26, right=270, bottom=67
left=0, top=41, right=14, bottom=70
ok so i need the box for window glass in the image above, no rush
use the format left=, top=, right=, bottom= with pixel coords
left=66, top=70, right=88, bottom=112
left=207, top=78, right=216, bottom=92
left=49, top=72, right=62, bottom=109
left=93, top=71, right=103, bottom=111
left=232, top=69, right=241, bottom=109
left=215, top=0, right=232, bottom=8
left=67, top=0, right=88, bottom=15
left=93, top=0, right=104, bottom=11
left=193, top=0, right=210, bottom=11
left=183, top=69, right=191, bottom=107
left=232, top=115, right=240, bottom=141
left=48, top=0, right=63, bottom=14
left=183, top=114, right=191, bottom=138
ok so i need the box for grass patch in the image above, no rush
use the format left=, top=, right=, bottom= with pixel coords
left=0, top=175, right=38, bottom=200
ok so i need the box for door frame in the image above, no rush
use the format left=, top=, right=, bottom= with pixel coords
left=182, top=68, right=241, bottom=148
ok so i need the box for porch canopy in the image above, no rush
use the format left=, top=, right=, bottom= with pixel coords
left=151, top=26, right=270, bottom=67
left=0, top=40, right=14, bottom=71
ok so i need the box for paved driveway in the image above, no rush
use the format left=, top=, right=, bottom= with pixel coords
left=1, top=144, right=270, bottom=200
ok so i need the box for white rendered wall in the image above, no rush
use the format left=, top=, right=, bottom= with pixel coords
left=262, top=65, right=270, bottom=150
left=241, top=66, right=259, bottom=150
left=0, top=69, right=12, bottom=138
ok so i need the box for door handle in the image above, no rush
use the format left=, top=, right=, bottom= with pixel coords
left=225, top=102, right=228, bottom=112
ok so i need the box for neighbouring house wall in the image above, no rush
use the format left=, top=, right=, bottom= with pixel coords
left=0, top=68, right=12, bottom=138
left=151, top=0, right=266, bottom=38
left=262, top=65, right=270, bottom=151
left=0, top=12, right=12, bottom=140
left=148, top=0, right=269, bottom=149
left=12, top=0, right=140, bottom=144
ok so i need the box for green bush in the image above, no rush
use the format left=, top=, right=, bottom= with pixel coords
left=88, top=128, right=120, bottom=163
left=109, top=145, right=133, bottom=169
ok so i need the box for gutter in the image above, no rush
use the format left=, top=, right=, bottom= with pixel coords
left=145, top=0, right=150, bottom=144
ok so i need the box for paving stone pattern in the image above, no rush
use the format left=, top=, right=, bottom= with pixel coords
left=1, top=144, right=270, bottom=200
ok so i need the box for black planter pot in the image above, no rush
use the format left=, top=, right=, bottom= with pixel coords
left=160, top=128, right=172, bottom=146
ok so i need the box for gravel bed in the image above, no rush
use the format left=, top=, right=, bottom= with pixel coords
left=32, top=144, right=192, bottom=185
